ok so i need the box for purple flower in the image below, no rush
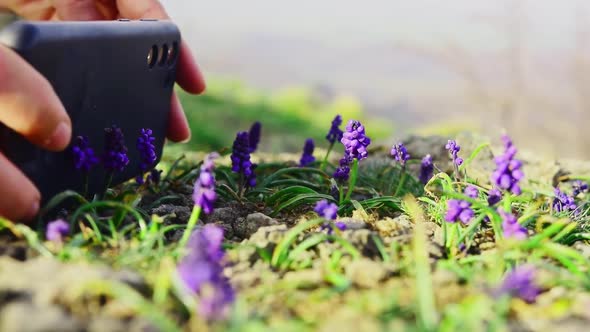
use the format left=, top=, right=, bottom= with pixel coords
left=46, top=219, right=70, bottom=243
left=177, top=225, right=235, bottom=320
left=572, top=180, right=588, bottom=197
left=419, top=154, right=434, bottom=184
left=103, top=125, right=129, bottom=172
left=314, top=199, right=338, bottom=220
left=248, top=122, right=261, bottom=153
left=445, top=140, right=463, bottom=166
left=499, top=209, right=527, bottom=240
left=341, top=120, right=371, bottom=161
left=230, top=131, right=256, bottom=188
left=299, top=138, right=316, bottom=167
left=71, top=136, right=99, bottom=171
left=146, top=169, right=163, bottom=185
left=491, top=135, right=524, bottom=195
left=497, top=265, right=540, bottom=303
left=464, top=185, right=479, bottom=199
left=193, top=153, right=219, bottom=215
left=552, top=187, right=577, bottom=213
left=326, top=115, right=344, bottom=145
left=135, top=128, right=157, bottom=184
left=391, top=142, right=410, bottom=167
left=445, top=186, right=477, bottom=224
left=333, top=153, right=352, bottom=182
left=487, top=188, right=502, bottom=206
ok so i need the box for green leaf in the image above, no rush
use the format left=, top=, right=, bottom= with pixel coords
left=271, top=218, right=325, bottom=268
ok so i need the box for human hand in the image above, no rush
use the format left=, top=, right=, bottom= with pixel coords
left=0, top=0, right=205, bottom=221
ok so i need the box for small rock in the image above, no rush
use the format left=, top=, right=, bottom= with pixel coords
left=318, top=307, right=381, bottom=332
left=150, top=204, right=192, bottom=225
left=336, top=217, right=369, bottom=230
left=342, top=230, right=382, bottom=258
left=345, top=259, right=387, bottom=288
left=246, top=225, right=289, bottom=251
left=234, top=213, right=279, bottom=239
left=283, top=269, right=323, bottom=289
left=374, top=216, right=412, bottom=237
left=0, top=302, right=83, bottom=332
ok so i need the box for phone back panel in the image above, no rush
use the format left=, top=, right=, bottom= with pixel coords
left=0, top=20, right=180, bottom=201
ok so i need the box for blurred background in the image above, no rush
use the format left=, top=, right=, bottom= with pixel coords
left=163, top=0, right=590, bottom=159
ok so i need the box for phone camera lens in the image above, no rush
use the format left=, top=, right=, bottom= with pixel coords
left=167, top=41, right=179, bottom=66
left=147, top=45, right=158, bottom=68
left=158, top=44, right=168, bottom=66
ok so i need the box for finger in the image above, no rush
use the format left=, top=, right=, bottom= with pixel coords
left=0, top=46, right=71, bottom=151
left=53, top=0, right=104, bottom=20
left=0, top=153, right=40, bottom=222
left=166, top=92, right=191, bottom=143
left=117, top=0, right=206, bottom=93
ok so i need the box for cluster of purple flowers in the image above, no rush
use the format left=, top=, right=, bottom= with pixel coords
left=136, top=129, right=157, bottom=184
left=248, top=122, right=261, bottom=153
left=103, top=125, right=130, bottom=172
left=314, top=200, right=346, bottom=234
left=193, top=153, right=219, bottom=215
left=552, top=187, right=577, bottom=213
left=499, top=209, right=527, bottom=240
left=572, top=180, right=588, bottom=197
left=419, top=154, right=434, bottom=184
left=445, top=185, right=478, bottom=224
left=333, top=155, right=352, bottom=182
left=72, top=136, right=100, bottom=172
left=445, top=140, right=463, bottom=166
left=231, top=131, right=256, bottom=188
left=326, top=115, right=344, bottom=145
left=177, top=225, right=235, bottom=320
left=487, top=188, right=502, bottom=206
left=491, top=135, right=524, bottom=195
left=333, top=120, right=371, bottom=182
left=391, top=142, right=410, bottom=167
left=45, top=219, right=70, bottom=243
left=496, top=265, right=540, bottom=303
left=299, top=139, right=316, bottom=167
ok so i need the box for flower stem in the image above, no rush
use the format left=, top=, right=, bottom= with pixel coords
left=344, top=159, right=359, bottom=202
left=320, top=143, right=335, bottom=172
left=393, top=167, right=407, bottom=197
left=83, top=173, right=89, bottom=199
left=180, top=205, right=202, bottom=248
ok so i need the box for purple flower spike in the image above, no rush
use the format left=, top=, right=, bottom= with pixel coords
left=499, top=209, right=527, bottom=240
left=248, top=122, right=261, bottom=153
left=230, top=131, right=256, bottom=188
left=177, top=225, right=235, bottom=321
left=491, top=135, right=524, bottom=195
left=445, top=140, right=463, bottom=166
left=333, top=153, right=352, bottom=182
left=552, top=187, right=577, bottom=213
left=103, top=125, right=129, bottom=172
left=72, top=136, right=99, bottom=172
left=326, top=115, right=344, bottom=144
left=464, top=185, right=479, bottom=199
left=497, top=265, right=540, bottom=303
left=314, top=199, right=338, bottom=220
left=487, top=188, right=502, bottom=206
left=136, top=128, right=157, bottom=184
left=341, top=120, right=371, bottom=161
left=391, top=142, right=410, bottom=167
left=572, top=180, right=588, bottom=197
left=193, top=153, right=219, bottom=215
left=299, top=138, right=316, bottom=167
left=46, top=219, right=70, bottom=243
left=419, top=155, right=434, bottom=184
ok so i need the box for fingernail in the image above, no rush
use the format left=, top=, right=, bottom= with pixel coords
left=45, top=122, right=71, bottom=149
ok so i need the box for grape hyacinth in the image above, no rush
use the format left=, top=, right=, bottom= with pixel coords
left=499, top=209, right=527, bottom=240
left=248, top=122, right=261, bottom=153
left=445, top=186, right=478, bottom=224
left=419, top=154, right=434, bottom=184
left=445, top=140, right=463, bottom=166
left=487, top=188, right=502, bottom=206
left=103, top=125, right=129, bottom=172
left=552, top=187, right=577, bottom=213
left=299, top=138, right=316, bottom=167
left=491, top=135, right=524, bottom=195
left=326, top=114, right=344, bottom=144
left=177, top=225, right=235, bottom=321
left=572, top=180, right=588, bottom=197
left=314, top=200, right=346, bottom=234
left=46, top=219, right=70, bottom=243
left=231, top=131, right=256, bottom=188
left=136, top=128, right=157, bottom=184
left=341, top=120, right=371, bottom=161
left=391, top=142, right=410, bottom=167
left=72, top=136, right=99, bottom=171
left=496, top=265, right=540, bottom=303
left=333, top=154, right=352, bottom=182
left=193, top=153, right=219, bottom=215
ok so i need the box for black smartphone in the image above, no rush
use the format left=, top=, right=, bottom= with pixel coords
left=0, top=19, right=180, bottom=202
